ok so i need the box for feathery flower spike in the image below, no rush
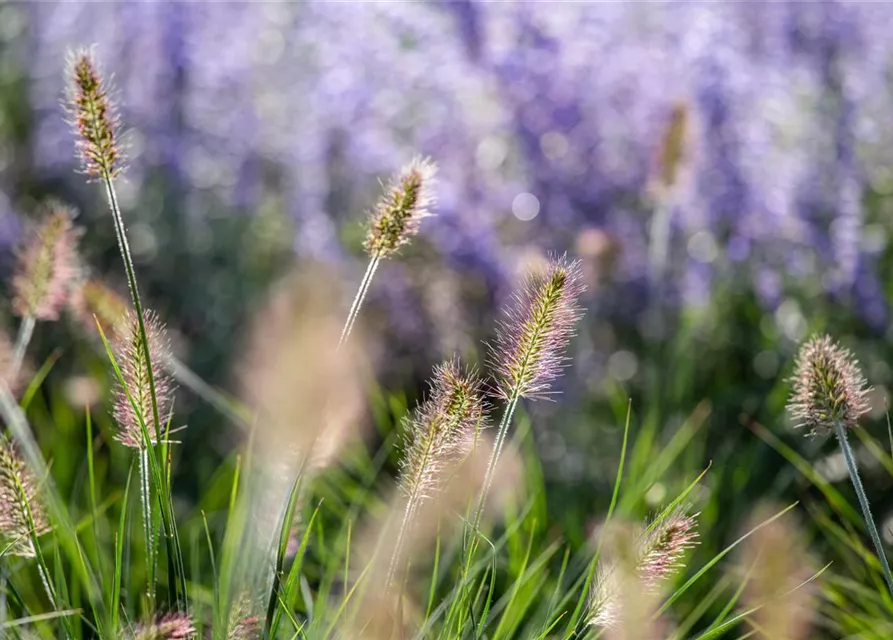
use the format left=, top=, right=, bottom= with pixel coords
left=12, top=202, right=82, bottom=321
left=588, top=506, right=698, bottom=628
left=399, top=358, right=487, bottom=503
left=340, top=156, right=437, bottom=344
left=386, top=358, right=486, bottom=592
left=70, top=278, right=130, bottom=341
left=0, top=433, right=51, bottom=557
left=637, top=506, right=699, bottom=588
left=226, top=592, right=261, bottom=640
left=491, top=255, right=585, bottom=400
left=132, top=613, right=196, bottom=640
left=0, top=330, right=25, bottom=395
left=788, top=334, right=893, bottom=597
left=363, top=156, right=437, bottom=259
left=788, top=334, right=870, bottom=436
left=112, top=309, right=174, bottom=449
left=66, top=47, right=123, bottom=179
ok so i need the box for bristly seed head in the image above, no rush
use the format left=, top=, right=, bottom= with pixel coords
left=588, top=505, right=698, bottom=628
left=112, top=310, right=174, bottom=449
left=12, top=202, right=82, bottom=321
left=0, top=433, right=51, bottom=557
left=788, top=334, right=870, bottom=436
left=226, top=592, right=261, bottom=640
left=66, top=47, right=123, bottom=179
left=637, top=506, right=699, bottom=588
left=491, top=254, right=585, bottom=401
left=399, top=358, right=487, bottom=503
left=0, top=330, right=25, bottom=395
left=69, top=279, right=131, bottom=342
left=363, top=156, right=437, bottom=259
left=132, top=613, right=196, bottom=639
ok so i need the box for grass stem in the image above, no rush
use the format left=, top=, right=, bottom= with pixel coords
left=833, top=419, right=893, bottom=599
left=339, top=254, right=380, bottom=346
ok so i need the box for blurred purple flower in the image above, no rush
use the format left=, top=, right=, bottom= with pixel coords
left=24, top=0, right=893, bottom=337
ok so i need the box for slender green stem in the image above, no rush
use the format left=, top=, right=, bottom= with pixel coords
left=11, top=315, right=35, bottom=381
left=647, top=198, right=672, bottom=288
left=0, top=384, right=106, bottom=630
left=13, top=472, right=66, bottom=636
left=448, top=393, right=520, bottom=633
left=833, top=419, right=893, bottom=598
left=102, top=176, right=161, bottom=434
left=385, top=494, right=418, bottom=595
left=339, top=254, right=381, bottom=346
left=264, top=468, right=308, bottom=636
left=139, top=447, right=156, bottom=606
left=473, top=392, right=520, bottom=534
left=101, top=173, right=188, bottom=608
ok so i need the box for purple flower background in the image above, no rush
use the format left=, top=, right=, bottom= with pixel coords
left=19, top=1, right=893, bottom=344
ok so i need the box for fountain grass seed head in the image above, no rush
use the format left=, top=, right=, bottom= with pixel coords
left=0, top=330, right=26, bottom=395
left=0, top=433, right=51, bottom=557
left=588, top=505, right=699, bottom=628
left=399, top=358, right=487, bottom=503
left=491, top=254, right=585, bottom=401
left=742, top=507, right=816, bottom=640
left=788, top=334, right=870, bottom=436
left=226, top=592, right=261, bottom=640
left=112, top=309, right=174, bottom=449
left=363, top=156, right=437, bottom=258
left=66, top=47, right=123, bottom=179
left=12, top=201, right=82, bottom=321
left=70, top=278, right=131, bottom=342
left=637, top=506, right=699, bottom=588
left=132, top=613, right=196, bottom=640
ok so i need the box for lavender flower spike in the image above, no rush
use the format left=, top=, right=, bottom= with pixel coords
left=132, top=613, right=196, bottom=639
left=491, top=255, right=585, bottom=401
left=0, top=433, right=51, bottom=557
left=66, top=47, right=123, bottom=179
left=112, top=310, right=174, bottom=449
left=12, top=201, right=82, bottom=322
left=788, top=334, right=870, bottom=436
left=364, top=156, right=437, bottom=259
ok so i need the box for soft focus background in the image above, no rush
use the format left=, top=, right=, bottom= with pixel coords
left=5, top=2, right=893, bottom=634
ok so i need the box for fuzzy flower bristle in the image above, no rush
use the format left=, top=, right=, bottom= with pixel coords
left=227, top=592, right=261, bottom=640
left=637, top=507, right=699, bottom=587
left=12, top=202, right=82, bottom=321
left=0, top=330, right=24, bottom=394
left=788, top=334, right=870, bottom=436
left=363, top=156, right=437, bottom=259
left=491, top=255, right=585, bottom=400
left=0, top=433, right=51, bottom=557
left=132, top=613, right=196, bottom=640
left=588, top=506, right=699, bottom=628
left=70, top=278, right=130, bottom=341
left=66, top=47, right=123, bottom=179
left=399, top=358, right=486, bottom=503
left=112, top=310, right=174, bottom=449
